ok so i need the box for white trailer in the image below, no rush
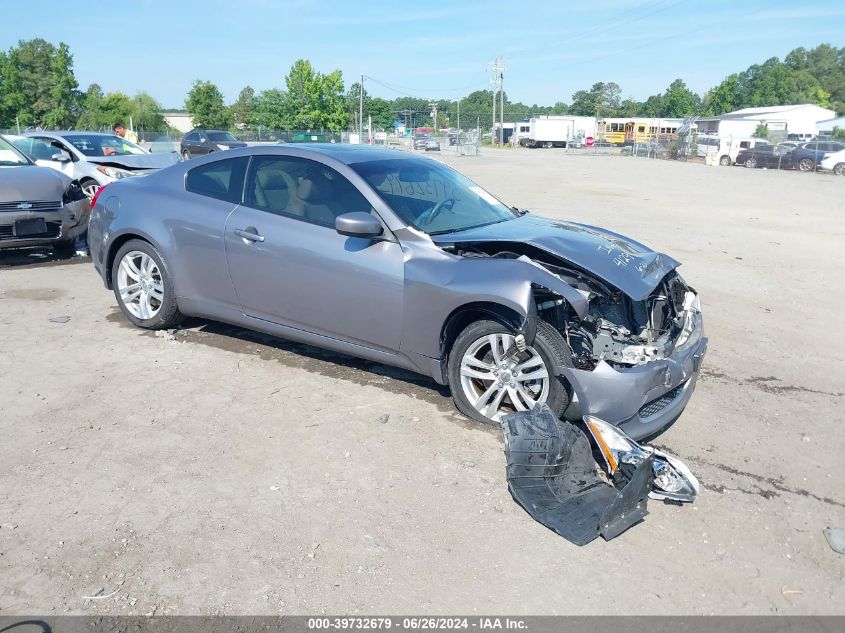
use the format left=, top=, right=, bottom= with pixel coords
left=522, top=116, right=597, bottom=148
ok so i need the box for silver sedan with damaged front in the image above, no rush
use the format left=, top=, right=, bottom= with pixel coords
left=0, top=135, right=90, bottom=252
left=88, top=144, right=706, bottom=439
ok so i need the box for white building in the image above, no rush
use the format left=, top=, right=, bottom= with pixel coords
left=162, top=111, right=194, bottom=133
left=695, top=104, right=835, bottom=139
left=817, top=116, right=845, bottom=137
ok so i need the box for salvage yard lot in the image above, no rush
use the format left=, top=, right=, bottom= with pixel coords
left=1, top=151, right=843, bottom=614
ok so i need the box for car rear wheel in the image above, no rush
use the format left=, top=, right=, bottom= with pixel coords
left=798, top=157, right=815, bottom=172
left=112, top=239, right=183, bottom=330
left=719, top=155, right=731, bottom=166
left=833, top=162, right=845, bottom=176
left=448, top=319, right=573, bottom=426
left=745, top=156, right=757, bottom=168
left=182, top=149, right=191, bottom=160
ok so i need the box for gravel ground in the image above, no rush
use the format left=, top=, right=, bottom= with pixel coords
left=1, top=151, right=843, bottom=615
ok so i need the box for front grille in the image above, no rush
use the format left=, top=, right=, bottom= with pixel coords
left=0, top=221, right=62, bottom=241
left=638, top=381, right=686, bottom=418
left=0, top=200, right=63, bottom=212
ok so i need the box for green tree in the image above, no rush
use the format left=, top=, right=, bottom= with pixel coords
left=185, top=80, right=232, bottom=129
left=130, top=92, right=166, bottom=133
left=0, top=38, right=80, bottom=128
left=785, top=44, right=845, bottom=114
left=44, top=43, right=79, bottom=128
left=252, top=88, right=286, bottom=129
left=660, top=79, right=699, bottom=117
left=281, top=59, right=346, bottom=131
left=367, top=97, right=394, bottom=130
left=752, top=123, right=769, bottom=139
left=570, top=82, right=622, bottom=116
left=232, top=86, right=255, bottom=127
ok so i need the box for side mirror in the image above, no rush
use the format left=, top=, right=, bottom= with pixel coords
left=51, top=152, right=70, bottom=163
left=335, top=212, right=383, bottom=239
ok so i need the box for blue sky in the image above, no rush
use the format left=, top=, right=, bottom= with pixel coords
left=2, top=0, right=843, bottom=108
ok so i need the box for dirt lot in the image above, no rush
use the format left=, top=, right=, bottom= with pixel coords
left=1, top=152, right=843, bottom=615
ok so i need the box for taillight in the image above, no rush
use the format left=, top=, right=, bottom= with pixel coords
left=90, top=184, right=108, bottom=210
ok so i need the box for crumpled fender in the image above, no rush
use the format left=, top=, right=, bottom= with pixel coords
left=400, top=239, right=589, bottom=360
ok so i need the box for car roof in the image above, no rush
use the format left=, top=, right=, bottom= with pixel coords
left=23, top=131, right=117, bottom=138
left=276, top=143, right=417, bottom=165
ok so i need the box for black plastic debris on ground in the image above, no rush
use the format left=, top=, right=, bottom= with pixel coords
left=501, top=405, right=652, bottom=545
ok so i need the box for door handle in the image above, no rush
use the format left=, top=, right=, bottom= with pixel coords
left=234, top=228, right=265, bottom=242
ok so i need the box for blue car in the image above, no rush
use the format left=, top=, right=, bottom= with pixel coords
left=790, top=140, right=845, bottom=172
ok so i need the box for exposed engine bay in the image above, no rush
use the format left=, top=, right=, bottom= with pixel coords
left=445, top=241, right=700, bottom=370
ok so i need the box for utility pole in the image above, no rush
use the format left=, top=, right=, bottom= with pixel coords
left=499, top=63, right=505, bottom=147
left=359, top=74, right=364, bottom=137
left=487, top=57, right=505, bottom=147
left=430, top=101, right=438, bottom=133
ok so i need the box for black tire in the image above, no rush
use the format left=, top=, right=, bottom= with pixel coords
left=111, top=239, right=183, bottom=330
left=182, top=149, right=191, bottom=160
left=448, top=319, right=573, bottom=426
left=745, top=156, right=757, bottom=168
left=798, top=157, right=815, bottom=172
left=719, top=155, right=731, bottom=166
left=833, top=162, right=845, bottom=176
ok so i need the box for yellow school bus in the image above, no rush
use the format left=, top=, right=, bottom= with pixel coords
left=599, top=118, right=682, bottom=146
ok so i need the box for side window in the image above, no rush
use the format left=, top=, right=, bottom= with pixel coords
left=185, top=156, right=248, bottom=203
left=244, top=155, right=374, bottom=228
left=185, top=132, right=198, bottom=142
left=29, top=137, right=62, bottom=160
left=739, top=141, right=750, bottom=149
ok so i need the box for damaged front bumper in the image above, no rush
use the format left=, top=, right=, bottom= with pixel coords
left=0, top=199, right=90, bottom=249
left=562, top=306, right=708, bottom=441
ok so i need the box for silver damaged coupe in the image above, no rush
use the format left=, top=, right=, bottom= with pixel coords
left=88, top=144, right=707, bottom=439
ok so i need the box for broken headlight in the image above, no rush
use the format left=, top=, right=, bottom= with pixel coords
left=584, top=416, right=700, bottom=503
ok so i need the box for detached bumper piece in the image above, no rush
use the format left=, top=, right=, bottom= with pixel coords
left=501, top=405, right=651, bottom=545
left=501, top=405, right=698, bottom=545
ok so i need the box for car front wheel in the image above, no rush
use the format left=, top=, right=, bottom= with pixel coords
left=448, top=319, right=573, bottom=426
left=798, top=158, right=815, bottom=172
left=112, top=239, right=183, bottom=329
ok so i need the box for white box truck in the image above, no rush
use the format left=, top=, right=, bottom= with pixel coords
left=521, top=116, right=597, bottom=148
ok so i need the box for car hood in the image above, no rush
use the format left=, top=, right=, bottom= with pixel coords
left=85, top=152, right=179, bottom=170
left=0, top=165, right=70, bottom=201
left=431, top=214, right=680, bottom=301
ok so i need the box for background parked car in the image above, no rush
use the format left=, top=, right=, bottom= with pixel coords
left=9, top=132, right=178, bottom=200
left=180, top=129, right=247, bottom=159
left=413, top=135, right=430, bottom=150
left=424, top=138, right=440, bottom=152
left=735, top=144, right=795, bottom=169
left=819, top=149, right=845, bottom=175
left=0, top=134, right=90, bottom=253
left=790, top=140, right=845, bottom=172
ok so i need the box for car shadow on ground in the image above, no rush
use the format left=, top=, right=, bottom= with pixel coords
left=0, top=246, right=88, bottom=269
left=108, top=311, right=459, bottom=415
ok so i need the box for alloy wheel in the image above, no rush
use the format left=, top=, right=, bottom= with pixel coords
left=81, top=182, right=100, bottom=200
left=116, top=250, right=164, bottom=320
left=459, top=332, right=550, bottom=421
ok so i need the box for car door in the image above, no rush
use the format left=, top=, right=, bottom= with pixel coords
left=224, top=154, right=404, bottom=352
left=27, top=136, right=75, bottom=178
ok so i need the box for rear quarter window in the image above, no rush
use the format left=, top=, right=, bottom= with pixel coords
left=185, top=157, right=249, bottom=203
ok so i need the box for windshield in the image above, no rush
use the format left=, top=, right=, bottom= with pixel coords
left=0, top=136, right=32, bottom=166
left=351, top=157, right=516, bottom=235
left=208, top=131, right=237, bottom=142
left=63, top=134, right=147, bottom=157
